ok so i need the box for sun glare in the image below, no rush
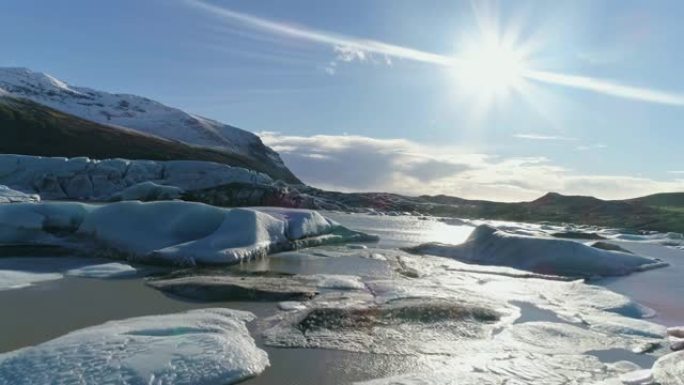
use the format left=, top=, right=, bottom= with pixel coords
left=455, top=38, right=528, bottom=97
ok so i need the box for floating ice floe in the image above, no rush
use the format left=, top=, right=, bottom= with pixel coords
left=0, top=269, right=62, bottom=291
left=405, top=225, right=667, bottom=277
left=256, top=249, right=669, bottom=384
left=0, top=154, right=271, bottom=201
left=356, top=353, right=630, bottom=385
left=652, top=350, right=684, bottom=384
left=65, top=262, right=138, bottom=279
left=597, top=326, right=684, bottom=385
left=599, top=229, right=684, bottom=247
left=0, top=308, right=269, bottom=385
left=0, top=185, right=39, bottom=204
left=147, top=273, right=366, bottom=301
left=0, top=257, right=139, bottom=291
left=0, top=201, right=377, bottom=266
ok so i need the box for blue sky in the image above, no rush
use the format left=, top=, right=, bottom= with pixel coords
left=2, top=0, right=683, bottom=200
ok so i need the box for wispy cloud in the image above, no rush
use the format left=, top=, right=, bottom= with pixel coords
left=576, top=143, right=608, bottom=151
left=523, top=71, right=684, bottom=106
left=514, top=133, right=577, bottom=141
left=261, top=132, right=684, bottom=201
left=185, top=0, right=684, bottom=107
left=184, top=0, right=454, bottom=66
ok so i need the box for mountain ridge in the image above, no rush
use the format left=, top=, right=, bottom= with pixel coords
left=0, top=96, right=288, bottom=178
left=0, top=67, right=299, bottom=183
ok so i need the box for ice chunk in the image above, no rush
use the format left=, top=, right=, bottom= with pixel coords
left=0, top=185, right=39, bottom=204
left=0, top=270, right=62, bottom=291
left=652, top=350, right=684, bottom=384
left=0, top=308, right=269, bottom=385
left=278, top=301, right=308, bottom=311
left=405, top=225, right=667, bottom=277
left=147, top=274, right=365, bottom=301
left=252, top=207, right=339, bottom=240
left=668, top=326, right=684, bottom=339
left=356, top=352, right=619, bottom=385
left=619, top=369, right=654, bottom=385
left=65, top=262, right=138, bottom=278
left=0, top=201, right=375, bottom=266
left=0, top=258, right=138, bottom=290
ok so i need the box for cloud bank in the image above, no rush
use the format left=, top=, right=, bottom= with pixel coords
left=262, top=132, right=684, bottom=201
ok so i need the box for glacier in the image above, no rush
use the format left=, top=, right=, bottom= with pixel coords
left=0, top=201, right=377, bottom=266
left=405, top=224, right=667, bottom=277
left=0, top=185, right=39, bottom=203
left=0, top=154, right=271, bottom=201
left=0, top=308, right=268, bottom=385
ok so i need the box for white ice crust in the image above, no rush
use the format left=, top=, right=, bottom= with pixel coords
left=0, top=308, right=269, bottom=385
left=260, top=247, right=669, bottom=385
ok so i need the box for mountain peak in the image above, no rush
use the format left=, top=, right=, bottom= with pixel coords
left=0, top=67, right=80, bottom=96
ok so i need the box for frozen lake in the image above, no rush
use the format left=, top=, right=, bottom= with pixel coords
left=0, top=212, right=682, bottom=384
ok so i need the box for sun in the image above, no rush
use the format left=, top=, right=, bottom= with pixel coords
left=454, top=37, right=528, bottom=98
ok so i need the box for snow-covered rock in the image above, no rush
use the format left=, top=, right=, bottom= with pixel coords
left=0, top=201, right=377, bottom=266
left=405, top=225, right=667, bottom=277
left=0, top=308, right=269, bottom=385
left=0, top=185, right=39, bottom=203
left=0, top=67, right=293, bottom=181
left=0, top=154, right=271, bottom=201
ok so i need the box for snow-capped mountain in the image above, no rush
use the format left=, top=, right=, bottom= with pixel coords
left=0, top=67, right=299, bottom=182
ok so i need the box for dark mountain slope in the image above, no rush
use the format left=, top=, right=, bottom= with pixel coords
left=0, top=96, right=298, bottom=181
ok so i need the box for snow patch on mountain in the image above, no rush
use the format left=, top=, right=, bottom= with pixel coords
left=0, top=67, right=290, bottom=177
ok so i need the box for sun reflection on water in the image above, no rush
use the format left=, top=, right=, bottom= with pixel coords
left=322, top=212, right=475, bottom=248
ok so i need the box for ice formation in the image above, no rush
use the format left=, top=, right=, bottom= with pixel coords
left=405, top=225, right=666, bottom=277
left=0, top=154, right=271, bottom=201
left=0, top=308, right=269, bottom=385
left=0, top=258, right=138, bottom=290
left=0, top=201, right=377, bottom=266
